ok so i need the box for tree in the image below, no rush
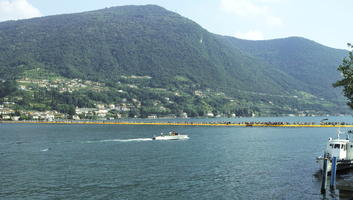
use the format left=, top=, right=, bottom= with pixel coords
left=333, top=43, right=353, bottom=108
left=0, top=80, right=17, bottom=98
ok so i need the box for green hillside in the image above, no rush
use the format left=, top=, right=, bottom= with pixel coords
left=0, top=5, right=285, bottom=93
left=220, top=36, right=347, bottom=101
left=0, top=5, right=350, bottom=118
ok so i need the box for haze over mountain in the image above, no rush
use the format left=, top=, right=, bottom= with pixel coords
left=0, top=5, right=349, bottom=117
left=220, top=36, right=347, bottom=100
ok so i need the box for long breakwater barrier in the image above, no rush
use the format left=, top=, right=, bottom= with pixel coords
left=2, top=120, right=353, bottom=128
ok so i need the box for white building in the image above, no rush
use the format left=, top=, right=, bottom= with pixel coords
left=180, top=112, right=188, bottom=118
left=75, top=108, right=97, bottom=115
left=95, top=109, right=108, bottom=117
left=206, top=112, right=214, bottom=117
left=147, top=115, right=157, bottom=119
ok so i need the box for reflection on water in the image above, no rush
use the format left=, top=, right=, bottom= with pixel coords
left=314, top=168, right=353, bottom=199
left=336, top=169, right=353, bottom=199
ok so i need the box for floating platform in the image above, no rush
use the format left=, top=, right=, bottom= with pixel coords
left=2, top=120, right=353, bottom=128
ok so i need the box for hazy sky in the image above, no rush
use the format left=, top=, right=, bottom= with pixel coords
left=0, top=0, right=352, bottom=49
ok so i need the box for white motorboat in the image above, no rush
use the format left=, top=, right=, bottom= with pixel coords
left=152, top=131, right=189, bottom=140
left=316, top=130, right=353, bottom=172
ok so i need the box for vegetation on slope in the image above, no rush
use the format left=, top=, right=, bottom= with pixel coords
left=0, top=5, right=350, bottom=117
left=333, top=44, right=353, bottom=108
left=220, top=36, right=348, bottom=102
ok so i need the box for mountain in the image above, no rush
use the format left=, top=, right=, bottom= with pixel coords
left=219, top=36, right=347, bottom=101
left=0, top=5, right=350, bottom=117
left=0, top=5, right=285, bottom=93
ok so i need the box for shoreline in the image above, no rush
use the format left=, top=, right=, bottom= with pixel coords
left=2, top=120, right=353, bottom=128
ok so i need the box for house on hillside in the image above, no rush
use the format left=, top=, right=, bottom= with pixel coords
left=95, top=109, right=108, bottom=117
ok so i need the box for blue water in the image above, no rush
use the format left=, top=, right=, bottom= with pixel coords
left=1, top=117, right=353, bottom=199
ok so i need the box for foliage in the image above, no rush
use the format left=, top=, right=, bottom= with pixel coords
left=220, top=36, right=348, bottom=102
left=0, top=5, right=350, bottom=116
left=333, top=44, right=353, bottom=108
left=0, top=80, right=17, bottom=98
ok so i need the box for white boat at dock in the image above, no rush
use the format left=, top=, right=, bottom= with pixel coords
left=152, top=131, right=189, bottom=140
left=316, top=130, right=353, bottom=172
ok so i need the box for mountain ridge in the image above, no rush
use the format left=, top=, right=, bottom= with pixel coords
left=219, top=36, right=347, bottom=101
left=0, top=5, right=350, bottom=117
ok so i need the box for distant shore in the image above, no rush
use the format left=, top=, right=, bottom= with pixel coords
left=2, top=120, right=353, bottom=128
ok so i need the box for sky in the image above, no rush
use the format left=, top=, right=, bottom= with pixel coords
left=0, top=0, right=352, bottom=50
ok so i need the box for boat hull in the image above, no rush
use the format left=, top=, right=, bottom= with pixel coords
left=317, top=157, right=353, bottom=172
left=152, top=135, right=189, bottom=140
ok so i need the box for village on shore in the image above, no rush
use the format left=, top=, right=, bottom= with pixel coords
left=0, top=98, right=345, bottom=122
left=1, top=67, right=347, bottom=121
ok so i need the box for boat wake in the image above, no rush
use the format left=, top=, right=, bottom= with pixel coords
left=83, top=138, right=153, bottom=143
left=41, top=148, right=50, bottom=152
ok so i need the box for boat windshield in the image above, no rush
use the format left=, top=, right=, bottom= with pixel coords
left=170, top=131, right=178, bottom=136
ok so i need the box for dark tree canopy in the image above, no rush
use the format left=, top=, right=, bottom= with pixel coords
left=333, top=43, right=353, bottom=108
left=0, top=80, right=17, bottom=98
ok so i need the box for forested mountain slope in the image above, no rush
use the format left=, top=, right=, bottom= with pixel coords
left=220, top=36, right=347, bottom=101
left=0, top=5, right=349, bottom=117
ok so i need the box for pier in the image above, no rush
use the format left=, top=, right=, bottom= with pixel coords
left=2, top=120, right=353, bottom=127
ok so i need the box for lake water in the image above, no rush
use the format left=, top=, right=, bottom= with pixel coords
left=1, top=116, right=353, bottom=199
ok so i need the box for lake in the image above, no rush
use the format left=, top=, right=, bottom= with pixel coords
left=1, top=116, right=353, bottom=199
